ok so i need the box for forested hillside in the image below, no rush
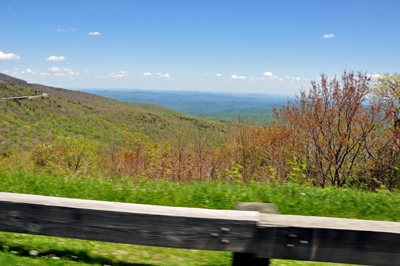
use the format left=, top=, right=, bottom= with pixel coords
left=2, top=71, right=400, bottom=192
left=0, top=74, right=230, bottom=156
left=1, top=73, right=189, bottom=115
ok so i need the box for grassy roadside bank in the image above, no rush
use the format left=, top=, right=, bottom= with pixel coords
left=1, top=170, right=399, bottom=265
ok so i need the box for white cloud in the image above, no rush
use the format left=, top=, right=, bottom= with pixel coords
left=62, top=68, right=79, bottom=76
left=263, top=71, right=273, bottom=77
left=0, top=51, right=20, bottom=60
left=205, top=74, right=209, bottom=76
left=21, top=69, right=35, bottom=74
left=367, top=74, right=382, bottom=79
left=46, top=55, right=66, bottom=61
left=286, top=75, right=302, bottom=81
left=7, top=7, right=11, bottom=10
left=49, top=67, right=61, bottom=72
left=39, top=72, right=49, bottom=76
left=323, top=33, right=335, bottom=38
left=54, top=73, right=65, bottom=76
left=142, top=72, right=151, bottom=76
left=231, top=75, right=246, bottom=79
left=262, top=71, right=278, bottom=79
left=88, top=31, right=101, bottom=36
left=109, top=71, right=129, bottom=78
left=57, top=28, right=76, bottom=32
left=2, top=70, right=9, bottom=73
left=11, top=72, right=17, bottom=75
left=13, top=68, right=18, bottom=70
left=216, top=73, right=222, bottom=77
left=156, top=73, right=170, bottom=78
left=81, top=70, right=90, bottom=73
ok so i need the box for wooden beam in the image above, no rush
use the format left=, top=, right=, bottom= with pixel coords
left=2, top=193, right=400, bottom=266
left=233, top=203, right=279, bottom=266
left=257, top=213, right=400, bottom=266
left=235, top=202, right=278, bottom=215
left=0, top=193, right=259, bottom=252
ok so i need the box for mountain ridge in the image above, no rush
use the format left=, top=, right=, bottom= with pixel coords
left=0, top=73, right=189, bottom=116
left=0, top=74, right=231, bottom=155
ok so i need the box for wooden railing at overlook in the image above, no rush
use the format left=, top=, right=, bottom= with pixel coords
left=0, top=192, right=399, bottom=266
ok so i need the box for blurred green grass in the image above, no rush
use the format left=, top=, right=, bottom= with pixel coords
left=1, top=170, right=395, bottom=265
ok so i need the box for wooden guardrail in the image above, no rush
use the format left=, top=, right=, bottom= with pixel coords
left=0, top=192, right=399, bottom=266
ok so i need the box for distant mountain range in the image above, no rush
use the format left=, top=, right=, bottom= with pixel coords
left=75, top=88, right=290, bottom=122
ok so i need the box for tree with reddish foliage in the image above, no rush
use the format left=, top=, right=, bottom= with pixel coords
left=275, top=71, right=384, bottom=188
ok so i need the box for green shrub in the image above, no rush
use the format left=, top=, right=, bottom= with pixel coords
left=32, top=136, right=100, bottom=177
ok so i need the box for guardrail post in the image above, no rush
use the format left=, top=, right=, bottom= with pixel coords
left=232, top=202, right=278, bottom=266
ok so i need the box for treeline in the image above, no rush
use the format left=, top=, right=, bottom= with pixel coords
left=1, top=71, right=400, bottom=191
left=198, top=107, right=275, bottom=124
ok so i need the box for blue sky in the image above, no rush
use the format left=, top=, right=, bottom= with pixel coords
left=0, top=0, right=399, bottom=95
